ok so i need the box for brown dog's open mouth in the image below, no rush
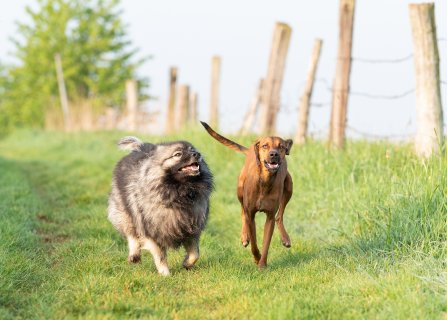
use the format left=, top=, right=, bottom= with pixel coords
left=179, top=162, right=200, bottom=175
left=264, top=160, right=280, bottom=171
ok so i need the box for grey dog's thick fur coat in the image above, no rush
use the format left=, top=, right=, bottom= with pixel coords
left=108, top=136, right=213, bottom=275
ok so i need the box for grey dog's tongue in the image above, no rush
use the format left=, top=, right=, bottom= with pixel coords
left=181, top=163, right=199, bottom=171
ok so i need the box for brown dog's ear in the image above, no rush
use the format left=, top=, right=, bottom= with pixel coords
left=254, top=141, right=261, bottom=166
left=284, top=139, right=293, bottom=155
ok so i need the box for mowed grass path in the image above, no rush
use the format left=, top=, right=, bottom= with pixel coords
left=1, top=129, right=447, bottom=319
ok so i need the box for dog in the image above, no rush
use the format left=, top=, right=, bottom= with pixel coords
left=200, top=122, right=293, bottom=268
left=108, top=136, right=213, bottom=276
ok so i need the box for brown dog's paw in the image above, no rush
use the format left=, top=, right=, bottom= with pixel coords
left=241, top=232, right=250, bottom=247
left=258, top=262, right=267, bottom=270
left=280, top=235, right=291, bottom=248
left=282, top=240, right=291, bottom=248
left=128, top=254, right=141, bottom=263
left=253, top=253, right=261, bottom=265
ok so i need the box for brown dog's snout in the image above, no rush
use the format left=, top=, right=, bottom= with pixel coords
left=269, top=150, right=279, bottom=159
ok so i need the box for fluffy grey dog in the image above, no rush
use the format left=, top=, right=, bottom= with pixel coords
left=108, top=136, right=213, bottom=276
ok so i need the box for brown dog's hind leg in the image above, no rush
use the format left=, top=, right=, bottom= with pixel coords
left=258, top=215, right=275, bottom=269
left=276, top=173, right=293, bottom=248
left=245, top=212, right=261, bottom=264
left=240, top=207, right=249, bottom=247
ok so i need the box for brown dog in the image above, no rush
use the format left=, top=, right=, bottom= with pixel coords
left=201, top=122, right=293, bottom=268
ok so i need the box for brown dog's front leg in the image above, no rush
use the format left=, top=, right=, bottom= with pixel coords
left=276, top=174, right=293, bottom=248
left=276, top=205, right=291, bottom=248
left=246, top=213, right=261, bottom=264
left=240, top=207, right=249, bottom=247
left=258, top=215, right=275, bottom=269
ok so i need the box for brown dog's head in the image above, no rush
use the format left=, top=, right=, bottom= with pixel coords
left=254, top=137, right=293, bottom=173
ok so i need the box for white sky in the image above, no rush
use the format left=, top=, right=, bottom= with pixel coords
left=1, top=0, right=446, bottom=138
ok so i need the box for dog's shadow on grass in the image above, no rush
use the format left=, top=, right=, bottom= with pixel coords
left=269, top=246, right=320, bottom=271
left=209, top=242, right=320, bottom=272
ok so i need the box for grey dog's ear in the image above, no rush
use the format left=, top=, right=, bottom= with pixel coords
left=118, top=136, right=143, bottom=152
left=284, top=139, right=293, bottom=155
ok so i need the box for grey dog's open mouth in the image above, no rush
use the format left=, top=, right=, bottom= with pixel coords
left=264, top=160, right=280, bottom=171
left=179, top=162, right=200, bottom=174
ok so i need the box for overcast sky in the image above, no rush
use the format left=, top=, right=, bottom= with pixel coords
left=1, top=0, right=446, bottom=138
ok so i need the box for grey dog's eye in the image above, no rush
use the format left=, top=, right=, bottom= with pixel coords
left=173, top=152, right=182, bottom=158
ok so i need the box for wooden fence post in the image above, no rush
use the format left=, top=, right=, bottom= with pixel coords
left=209, top=56, right=221, bottom=129
left=126, top=79, right=138, bottom=131
left=104, top=107, right=118, bottom=130
left=329, top=0, right=356, bottom=148
left=295, top=39, right=323, bottom=144
left=409, top=3, right=443, bottom=158
left=54, top=53, right=71, bottom=131
left=240, top=79, right=264, bottom=135
left=178, top=85, right=190, bottom=129
left=165, top=67, right=178, bottom=134
left=260, top=22, right=292, bottom=136
left=190, top=92, right=198, bottom=125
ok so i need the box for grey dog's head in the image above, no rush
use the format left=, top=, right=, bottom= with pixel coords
left=157, top=141, right=204, bottom=180
left=118, top=136, right=209, bottom=183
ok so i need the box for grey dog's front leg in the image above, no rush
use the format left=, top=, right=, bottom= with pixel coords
left=182, top=238, right=199, bottom=269
left=142, top=238, right=170, bottom=276
left=127, top=235, right=141, bottom=263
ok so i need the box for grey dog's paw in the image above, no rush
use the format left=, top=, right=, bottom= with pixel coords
left=183, top=263, right=193, bottom=270
left=128, top=254, right=141, bottom=263
left=182, top=255, right=199, bottom=270
left=182, top=259, right=197, bottom=270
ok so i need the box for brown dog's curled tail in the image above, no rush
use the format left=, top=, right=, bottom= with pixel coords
left=200, top=121, right=248, bottom=154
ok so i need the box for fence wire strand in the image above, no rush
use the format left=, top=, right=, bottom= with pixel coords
left=349, top=88, right=415, bottom=99
left=314, top=78, right=416, bottom=100
left=346, top=126, right=412, bottom=140
left=352, top=54, right=413, bottom=64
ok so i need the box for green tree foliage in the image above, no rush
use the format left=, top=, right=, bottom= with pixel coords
left=0, top=0, right=148, bottom=133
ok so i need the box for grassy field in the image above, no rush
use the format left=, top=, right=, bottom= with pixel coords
left=1, top=129, right=447, bottom=319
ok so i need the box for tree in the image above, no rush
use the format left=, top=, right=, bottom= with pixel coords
left=0, top=0, right=148, bottom=133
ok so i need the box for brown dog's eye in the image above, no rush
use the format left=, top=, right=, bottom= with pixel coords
left=262, top=144, right=268, bottom=149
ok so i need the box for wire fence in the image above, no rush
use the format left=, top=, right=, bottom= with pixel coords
left=281, top=37, right=447, bottom=140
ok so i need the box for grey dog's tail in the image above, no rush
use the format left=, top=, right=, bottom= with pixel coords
left=200, top=121, right=248, bottom=154
left=118, top=136, right=143, bottom=152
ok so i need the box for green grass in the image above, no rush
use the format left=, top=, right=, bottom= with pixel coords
left=1, top=129, right=447, bottom=319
